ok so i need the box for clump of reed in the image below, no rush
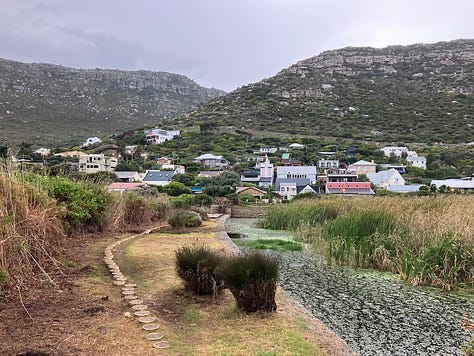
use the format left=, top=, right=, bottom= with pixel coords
left=0, top=171, right=66, bottom=288
left=168, top=209, right=203, bottom=229
left=175, top=245, right=224, bottom=296
left=217, top=251, right=279, bottom=312
left=265, top=196, right=474, bottom=289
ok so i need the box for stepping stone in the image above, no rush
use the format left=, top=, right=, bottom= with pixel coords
left=124, top=283, right=137, bottom=288
left=134, top=310, right=150, bottom=317
left=146, top=333, right=164, bottom=341
left=122, top=286, right=135, bottom=291
left=129, top=299, right=143, bottom=305
left=122, top=290, right=135, bottom=295
left=114, top=281, right=126, bottom=286
left=131, top=304, right=148, bottom=310
left=138, top=316, right=156, bottom=323
left=142, top=324, right=160, bottom=331
left=124, top=295, right=138, bottom=300
left=153, top=341, right=171, bottom=349
left=115, top=277, right=127, bottom=282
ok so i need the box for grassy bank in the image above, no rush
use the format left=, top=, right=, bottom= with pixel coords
left=115, top=220, right=328, bottom=355
left=263, top=196, right=474, bottom=290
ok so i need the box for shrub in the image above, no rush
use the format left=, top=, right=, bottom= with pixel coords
left=175, top=245, right=224, bottom=296
left=123, top=194, right=151, bottom=225
left=193, top=194, right=213, bottom=206
left=217, top=251, right=279, bottom=312
left=23, top=174, right=110, bottom=231
left=170, top=194, right=195, bottom=208
left=168, top=210, right=202, bottom=229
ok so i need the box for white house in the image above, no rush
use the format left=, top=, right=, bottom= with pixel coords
left=193, top=153, right=229, bottom=168
left=367, top=169, right=405, bottom=189
left=78, top=154, right=117, bottom=173
left=406, top=156, right=427, bottom=170
left=430, top=179, right=474, bottom=192
left=317, top=159, right=339, bottom=170
left=82, top=137, right=102, bottom=147
left=289, top=143, right=305, bottom=149
left=34, top=148, right=51, bottom=156
left=259, top=146, right=278, bottom=154
left=276, top=166, right=317, bottom=182
left=144, top=128, right=180, bottom=145
left=381, top=146, right=409, bottom=157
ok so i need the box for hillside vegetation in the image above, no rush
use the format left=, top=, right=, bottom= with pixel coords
left=0, top=58, right=224, bottom=146
left=177, top=39, right=474, bottom=144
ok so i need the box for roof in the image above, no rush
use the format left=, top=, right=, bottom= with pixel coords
left=114, top=171, right=139, bottom=179
left=289, top=143, right=305, bottom=148
left=276, top=166, right=317, bottom=176
left=350, top=160, right=376, bottom=166
left=275, top=178, right=311, bottom=190
left=297, top=185, right=320, bottom=194
left=236, top=186, right=266, bottom=195
left=367, top=169, right=402, bottom=186
left=198, top=171, right=223, bottom=177
left=326, top=182, right=374, bottom=195
left=107, top=182, right=146, bottom=190
left=142, top=170, right=175, bottom=182
left=431, top=179, right=474, bottom=189
left=407, top=156, right=426, bottom=162
left=194, top=153, right=224, bottom=160
left=387, top=185, right=422, bottom=193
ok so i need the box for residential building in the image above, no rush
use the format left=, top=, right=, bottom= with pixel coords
left=236, top=186, right=266, bottom=200
left=82, top=137, right=102, bottom=147
left=193, top=153, right=229, bottom=168
left=289, top=143, right=305, bottom=149
left=276, top=166, right=317, bottom=182
left=387, top=185, right=423, bottom=193
left=258, top=146, right=278, bottom=154
left=161, top=164, right=186, bottom=175
left=325, top=182, right=375, bottom=195
left=406, top=156, right=427, bottom=170
left=78, top=154, right=118, bottom=173
left=240, top=156, right=274, bottom=188
left=34, top=148, right=51, bottom=156
left=144, top=128, right=180, bottom=145
left=156, top=156, right=173, bottom=165
left=114, top=171, right=141, bottom=182
left=319, top=170, right=358, bottom=190
left=142, top=170, right=175, bottom=186
left=198, top=171, right=224, bottom=178
left=55, top=150, right=87, bottom=159
left=346, top=146, right=356, bottom=157
left=275, top=178, right=312, bottom=200
left=381, top=146, right=408, bottom=158
left=317, top=159, right=339, bottom=170
left=107, top=182, right=146, bottom=193
left=379, top=164, right=407, bottom=174
left=348, top=160, right=377, bottom=175
left=367, top=169, right=405, bottom=189
left=430, top=178, right=474, bottom=192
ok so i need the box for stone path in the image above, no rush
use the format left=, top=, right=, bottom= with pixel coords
left=103, top=226, right=171, bottom=350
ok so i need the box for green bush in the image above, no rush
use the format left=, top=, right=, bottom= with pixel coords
left=168, top=209, right=203, bottom=229
left=175, top=245, right=224, bottom=295
left=193, top=194, right=213, bottom=206
left=24, top=174, right=110, bottom=231
left=170, top=194, right=196, bottom=208
left=217, top=251, right=279, bottom=312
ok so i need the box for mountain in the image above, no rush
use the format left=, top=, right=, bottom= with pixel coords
left=0, top=59, right=225, bottom=146
left=179, top=39, right=474, bottom=144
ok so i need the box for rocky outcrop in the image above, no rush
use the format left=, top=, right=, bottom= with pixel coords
left=181, top=39, right=474, bottom=144
left=0, top=59, right=225, bottom=145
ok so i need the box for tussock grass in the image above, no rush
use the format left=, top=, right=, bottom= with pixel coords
left=265, top=196, right=474, bottom=289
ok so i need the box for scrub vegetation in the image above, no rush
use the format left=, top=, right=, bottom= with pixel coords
left=263, top=196, right=474, bottom=290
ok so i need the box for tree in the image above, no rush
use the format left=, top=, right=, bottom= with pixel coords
left=162, top=182, right=192, bottom=196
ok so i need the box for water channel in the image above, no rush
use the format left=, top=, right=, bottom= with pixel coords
left=225, top=218, right=474, bottom=355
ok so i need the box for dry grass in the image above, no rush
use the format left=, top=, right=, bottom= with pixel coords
left=115, top=220, right=329, bottom=355
left=0, top=170, right=66, bottom=288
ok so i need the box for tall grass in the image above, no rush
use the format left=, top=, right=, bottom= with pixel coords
left=264, top=196, right=474, bottom=289
left=0, top=170, right=66, bottom=288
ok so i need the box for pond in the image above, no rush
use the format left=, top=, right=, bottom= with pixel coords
left=226, top=218, right=474, bottom=355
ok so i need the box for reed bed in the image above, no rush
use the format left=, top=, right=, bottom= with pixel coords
left=263, top=196, right=474, bottom=289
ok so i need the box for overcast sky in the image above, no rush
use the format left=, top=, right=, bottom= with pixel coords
left=1, top=0, right=473, bottom=91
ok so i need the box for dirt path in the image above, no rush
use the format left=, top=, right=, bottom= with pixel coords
left=0, top=219, right=353, bottom=355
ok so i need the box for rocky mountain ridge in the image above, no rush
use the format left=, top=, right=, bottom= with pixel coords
left=0, top=58, right=224, bottom=146
left=180, top=39, right=474, bottom=144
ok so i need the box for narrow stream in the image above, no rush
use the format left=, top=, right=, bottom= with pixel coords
left=226, top=218, right=474, bottom=355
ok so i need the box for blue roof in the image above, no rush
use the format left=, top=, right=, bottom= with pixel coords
left=143, top=170, right=174, bottom=182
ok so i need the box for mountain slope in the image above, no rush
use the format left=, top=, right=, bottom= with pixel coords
left=0, top=59, right=224, bottom=146
left=180, top=39, right=474, bottom=144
